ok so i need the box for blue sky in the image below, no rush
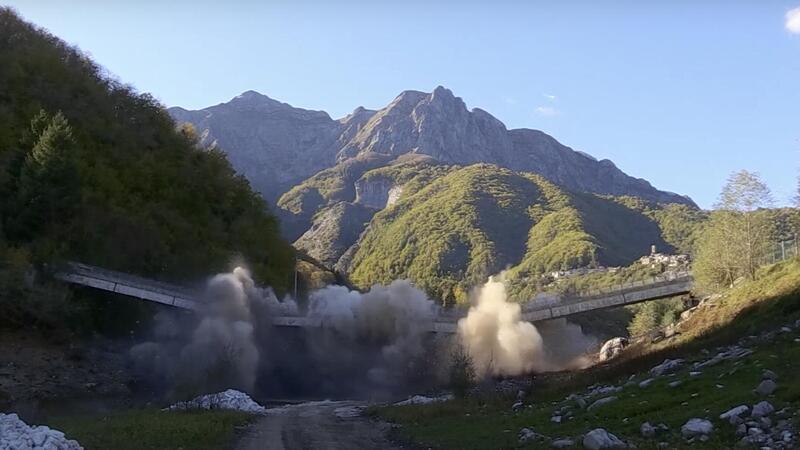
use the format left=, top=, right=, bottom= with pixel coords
left=6, top=1, right=800, bottom=208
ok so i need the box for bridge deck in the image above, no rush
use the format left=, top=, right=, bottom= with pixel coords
left=521, top=272, right=693, bottom=322
left=53, top=263, right=692, bottom=333
left=53, top=262, right=202, bottom=311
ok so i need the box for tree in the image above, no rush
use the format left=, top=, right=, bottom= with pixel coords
left=794, top=172, right=800, bottom=208
left=694, top=170, right=773, bottom=290
left=9, top=111, right=80, bottom=244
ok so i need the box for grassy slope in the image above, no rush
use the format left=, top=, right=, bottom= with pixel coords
left=49, top=409, right=256, bottom=450
left=377, top=259, right=800, bottom=449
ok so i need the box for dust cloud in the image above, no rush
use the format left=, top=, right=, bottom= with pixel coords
left=131, top=268, right=442, bottom=400
left=131, top=267, right=598, bottom=400
left=457, top=276, right=597, bottom=377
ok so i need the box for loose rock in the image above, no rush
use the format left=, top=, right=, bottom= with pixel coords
left=582, top=428, right=627, bottom=449
left=518, top=427, right=547, bottom=444
left=638, top=378, right=655, bottom=388
left=650, top=359, right=683, bottom=376
left=751, top=401, right=774, bottom=418
left=720, top=405, right=749, bottom=422
left=681, top=418, right=714, bottom=438
left=551, top=438, right=575, bottom=448
left=755, top=379, right=777, bottom=396
left=587, top=396, right=618, bottom=411
left=640, top=422, right=656, bottom=438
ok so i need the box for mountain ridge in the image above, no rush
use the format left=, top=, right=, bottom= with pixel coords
left=167, top=86, right=695, bottom=208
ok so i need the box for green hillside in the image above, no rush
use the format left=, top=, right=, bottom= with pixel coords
left=377, top=258, right=800, bottom=450
left=347, top=164, right=680, bottom=305
left=0, top=9, right=293, bottom=326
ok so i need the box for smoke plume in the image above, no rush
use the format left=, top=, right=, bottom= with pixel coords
left=131, top=266, right=599, bottom=401
left=131, top=267, right=442, bottom=400
left=457, top=275, right=597, bottom=377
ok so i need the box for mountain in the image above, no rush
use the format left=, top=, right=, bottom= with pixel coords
left=168, top=87, right=694, bottom=209
left=169, top=87, right=702, bottom=304
left=281, top=156, right=704, bottom=304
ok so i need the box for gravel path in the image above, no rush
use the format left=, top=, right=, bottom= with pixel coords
left=235, top=400, right=408, bottom=450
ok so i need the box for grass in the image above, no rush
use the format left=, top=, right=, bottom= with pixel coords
left=376, top=259, right=800, bottom=449
left=48, top=408, right=257, bottom=450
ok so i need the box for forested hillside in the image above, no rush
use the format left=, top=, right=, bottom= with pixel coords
left=343, top=164, right=689, bottom=305
left=0, top=8, right=293, bottom=326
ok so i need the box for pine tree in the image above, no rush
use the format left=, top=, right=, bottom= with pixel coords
left=11, top=111, right=80, bottom=243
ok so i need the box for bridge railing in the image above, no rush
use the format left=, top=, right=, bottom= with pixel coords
left=563, top=269, right=692, bottom=300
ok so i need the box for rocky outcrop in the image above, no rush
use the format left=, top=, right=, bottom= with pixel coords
left=354, top=175, right=402, bottom=209
left=169, top=87, right=695, bottom=207
left=293, top=202, right=376, bottom=268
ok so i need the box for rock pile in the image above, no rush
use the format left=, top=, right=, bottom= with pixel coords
left=167, top=389, right=267, bottom=414
left=0, top=413, right=83, bottom=450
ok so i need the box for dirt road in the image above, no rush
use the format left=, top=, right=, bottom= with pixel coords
left=235, top=400, right=410, bottom=450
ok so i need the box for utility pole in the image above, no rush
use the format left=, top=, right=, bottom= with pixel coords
left=293, top=255, right=298, bottom=299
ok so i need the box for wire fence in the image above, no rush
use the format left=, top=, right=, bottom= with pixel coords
left=758, top=238, right=798, bottom=266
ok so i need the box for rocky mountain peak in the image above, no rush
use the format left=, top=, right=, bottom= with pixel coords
left=169, top=87, right=696, bottom=207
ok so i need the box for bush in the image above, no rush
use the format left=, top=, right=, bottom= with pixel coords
left=627, top=298, right=685, bottom=337
left=448, top=345, right=475, bottom=398
left=0, top=246, right=84, bottom=330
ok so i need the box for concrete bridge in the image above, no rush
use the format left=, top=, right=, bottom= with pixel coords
left=520, top=271, right=693, bottom=322
left=52, top=262, right=692, bottom=333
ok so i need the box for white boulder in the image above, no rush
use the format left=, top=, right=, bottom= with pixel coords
left=598, top=337, right=628, bottom=361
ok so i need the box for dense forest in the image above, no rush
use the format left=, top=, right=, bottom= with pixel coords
left=0, top=8, right=293, bottom=329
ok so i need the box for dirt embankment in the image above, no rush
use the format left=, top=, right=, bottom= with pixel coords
left=0, top=330, right=136, bottom=419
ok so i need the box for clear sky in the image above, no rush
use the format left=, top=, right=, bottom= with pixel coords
left=5, top=0, right=800, bottom=208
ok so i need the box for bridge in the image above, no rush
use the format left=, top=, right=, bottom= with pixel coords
left=52, top=262, right=693, bottom=334
left=520, top=271, right=693, bottom=322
